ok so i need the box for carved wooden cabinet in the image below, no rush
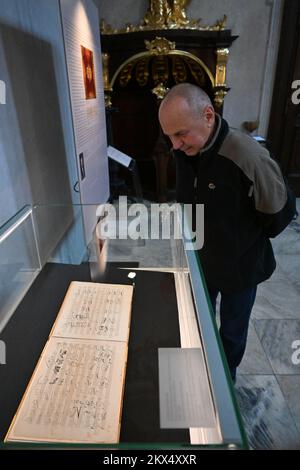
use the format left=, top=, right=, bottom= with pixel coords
left=101, top=29, right=237, bottom=201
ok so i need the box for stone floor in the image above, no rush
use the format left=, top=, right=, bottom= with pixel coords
left=234, top=199, right=300, bottom=449
left=105, top=198, right=300, bottom=449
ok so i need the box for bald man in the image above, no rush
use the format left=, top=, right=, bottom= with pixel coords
left=159, top=83, right=296, bottom=383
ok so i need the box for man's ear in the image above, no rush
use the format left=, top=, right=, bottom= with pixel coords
left=203, top=105, right=215, bottom=125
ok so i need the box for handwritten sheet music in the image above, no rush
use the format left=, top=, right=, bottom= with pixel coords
left=6, top=281, right=134, bottom=444
left=7, top=337, right=127, bottom=443
left=51, top=282, right=133, bottom=342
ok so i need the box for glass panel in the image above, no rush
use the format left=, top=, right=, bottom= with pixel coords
left=93, top=198, right=184, bottom=269
left=0, top=206, right=41, bottom=332
left=0, top=201, right=247, bottom=449
left=181, top=208, right=248, bottom=445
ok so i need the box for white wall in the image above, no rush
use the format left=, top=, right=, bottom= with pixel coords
left=0, top=0, right=79, bottom=226
left=0, top=0, right=109, bottom=264
left=95, top=0, right=283, bottom=136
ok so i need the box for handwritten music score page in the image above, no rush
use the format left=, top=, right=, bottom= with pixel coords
left=5, top=281, right=134, bottom=444
left=50, top=281, right=133, bottom=342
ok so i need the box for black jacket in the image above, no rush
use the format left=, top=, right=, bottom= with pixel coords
left=174, top=116, right=295, bottom=293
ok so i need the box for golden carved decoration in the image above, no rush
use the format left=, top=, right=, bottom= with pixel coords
left=104, top=93, right=112, bottom=107
left=102, top=53, right=112, bottom=91
left=215, top=48, right=229, bottom=87
left=172, top=56, right=187, bottom=83
left=100, top=1, right=228, bottom=34
left=143, top=0, right=172, bottom=28
left=151, top=82, right=169, bottom=99
left=102, top=53, right=113, bottom=107
left=213, top=47, right=229, bottom=107
left=185, top=57, right=206, bottom=87
left=114, top=53, right=211, bottom=91
left=109, top=48, right=214, bottom=94
left=211, top=14, right=227, bottom=31
left=143, top=0, right=192, bottom=29
left=145, top=37, right=176, bottom=55
left=119, top=62, right=135, bottom=87
left=152, top=55, right=169, bottom=84
left=213, top=88, right=227, bottom=108
left=168, top=1, right=190, bottom=27
left=135, top=57, right=150, bottom=86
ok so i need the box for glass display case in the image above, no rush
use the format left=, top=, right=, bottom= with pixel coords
left=0, top=201, right=248, bottom=449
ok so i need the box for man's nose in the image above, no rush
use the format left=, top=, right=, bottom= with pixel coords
left=172, top=137, right=183, bottom=150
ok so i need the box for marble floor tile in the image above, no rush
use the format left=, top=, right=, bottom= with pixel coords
left=275, top=253, right=300, bottom=288
left=271, top=222, right=300, bottom=256
left=214, top=315, right=273, bottom=375
left=271, top=204, right=300, bottom=287
left=252, top=267, right=300, bottom=320
left=215, top=308, right=273, bottom=375
left=238, top=322, right=273, bottom=375
left=235, top=375, right=300, bottom=449
left=276, top=375, right=300, bottom=435
left=252, top=319, right=300, bottom=374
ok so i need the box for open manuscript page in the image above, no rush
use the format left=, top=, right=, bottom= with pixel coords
left=5, top=281, right=134, bottom=444
left=6, top=337, right=127, bottom=443
left=51, top=281, right=133, bottom=342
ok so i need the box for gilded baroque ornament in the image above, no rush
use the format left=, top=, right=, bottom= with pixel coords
left=151, top=82, right=170, bottom=99
left=113, top=52, right=212, bottom=101
left=145, top=37, right=176, bottom=55
left=100, top=1, right=227, bottom=34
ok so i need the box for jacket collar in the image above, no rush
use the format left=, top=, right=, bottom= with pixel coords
left=199, top=114, right=229, bottom=157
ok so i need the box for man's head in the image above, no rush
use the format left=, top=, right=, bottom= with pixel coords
left=158, top=83, right=215, bottom=156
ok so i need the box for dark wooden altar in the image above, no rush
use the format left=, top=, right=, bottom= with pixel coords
left=101, top=28, right=237, bottom=201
